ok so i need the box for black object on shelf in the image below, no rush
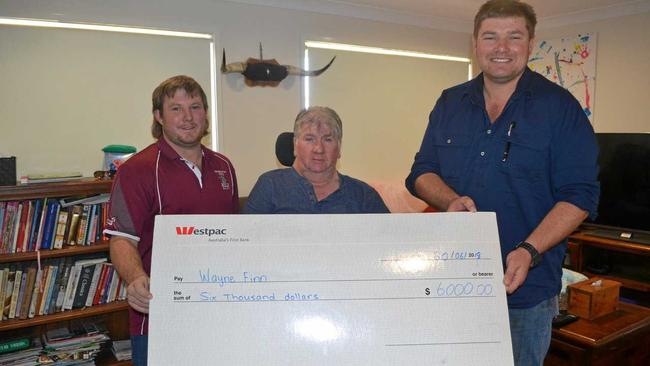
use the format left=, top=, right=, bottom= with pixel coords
left=0, top=156, right=16, bottom=186
left=583, top=227, right=650, bottom=246
left=552, top=311, right=579, bottom=328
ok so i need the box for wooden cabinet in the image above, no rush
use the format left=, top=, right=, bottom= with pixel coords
left=0, top=180, right=130, bottom=366
left=566, top=232, right=650, bottom=307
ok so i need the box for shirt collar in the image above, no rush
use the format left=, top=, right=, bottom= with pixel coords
left=156, top=137, right=207, bottom=162
left=464, top=67, right=535, bottom=105
left=290, top=167, right=347, bottom=194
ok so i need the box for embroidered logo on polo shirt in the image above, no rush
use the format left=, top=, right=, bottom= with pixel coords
left=215, top=170, right=230, bottom=190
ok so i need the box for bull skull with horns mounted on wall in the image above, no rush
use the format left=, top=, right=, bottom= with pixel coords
left=221, top=44, right=335, bottom=87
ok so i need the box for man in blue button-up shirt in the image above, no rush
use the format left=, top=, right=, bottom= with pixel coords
left=406, top=1, right=599, bottom=365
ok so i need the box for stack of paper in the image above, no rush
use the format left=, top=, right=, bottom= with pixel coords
left=111, top=339, right=132, bottom=361
left=20, top=172, right=83, bottom=184
left=41, top=319, right=110, bottom=365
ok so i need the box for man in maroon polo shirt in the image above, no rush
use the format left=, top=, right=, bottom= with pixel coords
left=104, top=75, right=239, bottom=366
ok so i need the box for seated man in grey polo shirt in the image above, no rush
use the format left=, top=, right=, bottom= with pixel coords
left=244, top=106, right=388, bottom=214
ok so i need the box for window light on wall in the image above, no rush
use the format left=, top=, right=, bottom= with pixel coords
left=0, top=17, right=220, bottom=150
left=303, top=41, right=473, bottom=109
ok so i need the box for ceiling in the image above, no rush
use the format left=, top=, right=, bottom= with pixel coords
left=323, top=0, right=645, bottom=20
left=226, top=0, right=650, bottom=32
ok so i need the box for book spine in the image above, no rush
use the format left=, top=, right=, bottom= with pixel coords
left=53, top=208, right=69, bottom=249
left=84, top=205, right=95, bottom=245
left=13, top=270, right=27, bottom=318
left=117, top=276, right=127, bottom=300
left=108, top=266, right=120, bottom=302
left=8, top=269, right=22, bottom=319
left=54, top=257, right=73, bottom=312
left=85, top=262, right=104, bottom=307
left=28, top=199, right=43, bottom=251
left=63, top=265, right=81, bottom=310
left=92, top=263, right=109, bottom=306
left=0, top=269, right=6, bottom=321
left=66, top=205, right=83, bottom=245
left=10, top=202, right=23, bottom=253
left=2, top=268, right=15, bottom=320
left=47, top=202, right=61, bottom=250
left=101, top=202, right=109, bottom=241
left=0, top=202, right=6, bottom=252
left=72, top=264, right=95, bottom=308
left=0, top=202, right=17, bottom=254
left=14, top=201, right=29, bottom=253
left=35, top=265, right=51, bottom=316
left=27, top=267, right=42, bottom=318
left=18, top=266, right=37, bottom=320
left=0, top=337, right=30, bottom=354
left=34, top=198, right=49, bottom=250
left=93, top=204, right=102, bottom=242
left=46, top=258, right=63, bottom=314
left=89, top=204, right=99, bottom=244
left=42, top=265, right=59, bottom=314
left=76, top=205, right=91, bottom=246
left=21, top=201, right=33, bottom=253
left=99, top=265, right=115, bottom=304
left=40, top=200, right=59, bottom=250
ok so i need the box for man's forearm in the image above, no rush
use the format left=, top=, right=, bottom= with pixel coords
left=109, top=236, right=147, bottom=285
left=414, top=173, right=460, bottom=211
left=525, top=201, right=588, bottom=254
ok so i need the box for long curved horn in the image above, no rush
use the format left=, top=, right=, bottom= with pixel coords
left=286, top=56, right=335, bottom=76
left=221, top=49, right=247, bottom=73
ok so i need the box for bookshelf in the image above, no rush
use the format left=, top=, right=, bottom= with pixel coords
left=0, top=179, right=130, bottom=366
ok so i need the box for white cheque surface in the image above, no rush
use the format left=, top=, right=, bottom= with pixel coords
left=148, top=213, right=513, bottom=366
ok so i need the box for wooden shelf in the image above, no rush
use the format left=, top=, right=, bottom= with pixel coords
left=0, top=301, right=128, bottom=332
left=571, top=232, right=650, bottom=255
left=583, top=271, right=650, bottom=292
left=0, top=242, right=110, bottom=264
left=0, top=179, right=112, bottom=201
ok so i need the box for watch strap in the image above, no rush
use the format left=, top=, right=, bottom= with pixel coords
left=515, top=241, right=542, bottom=268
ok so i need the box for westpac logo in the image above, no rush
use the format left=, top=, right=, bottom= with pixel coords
left=175, top=226, right=227, bottom=236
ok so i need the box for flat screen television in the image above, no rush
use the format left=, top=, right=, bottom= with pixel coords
left=582, top=133, right=650, bottom=244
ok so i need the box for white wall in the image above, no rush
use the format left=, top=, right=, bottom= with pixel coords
left=536, top=11, right=650, bottom=133
left=0, top=0, right=471, bottom=194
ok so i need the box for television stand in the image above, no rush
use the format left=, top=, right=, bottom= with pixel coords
left=583, top=228, right=650, bottom=246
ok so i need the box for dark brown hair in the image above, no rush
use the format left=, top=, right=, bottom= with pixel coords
left=151, top=75, right=209, bottom=139
left=474, top=0, right=537, bottom=39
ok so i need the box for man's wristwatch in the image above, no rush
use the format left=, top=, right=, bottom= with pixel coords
left=515, top=241, right=542, bottom=268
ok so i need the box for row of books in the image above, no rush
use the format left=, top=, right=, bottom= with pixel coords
left=0, top=254, right=126, bottom=322
left=0, top=193, right=110, bottom=254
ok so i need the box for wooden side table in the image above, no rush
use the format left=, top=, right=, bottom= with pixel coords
left=545, top=302, right=650, bottom=366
